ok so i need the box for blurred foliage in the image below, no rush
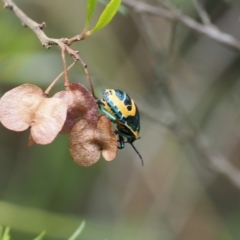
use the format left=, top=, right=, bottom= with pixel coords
left=0, top=226, right=10, bottom=240
left=1, top=0, right=240, bottom=240
left=0, top=225, right=45, bottom=240
left=0, top=221, right=85, bottom=240
left=68, top=221, right=85, bottom=240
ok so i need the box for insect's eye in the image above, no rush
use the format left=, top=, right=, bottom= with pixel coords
left=105, top=91, right=110, bottom=96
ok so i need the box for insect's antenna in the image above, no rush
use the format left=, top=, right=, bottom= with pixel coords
left=130, top=143, right=144, bottom=166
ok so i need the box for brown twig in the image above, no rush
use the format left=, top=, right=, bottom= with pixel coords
left=61, top=50, right=70, bottom=87
left=78, top=57, right=97, bottom=99
left=3, top=0, right=64, bottom=49
left=2, top=0, right=96, bottom=96
left=122, top=0, right=240, bottom=51
left=2, top=0, right=80, bottom=57
left=65, top=32, right=88, bottom=46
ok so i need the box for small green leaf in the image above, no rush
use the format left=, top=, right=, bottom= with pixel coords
left=86, top=0, right=98, bottom=28
left=68, top=221, right=86, bottom=240
left=33, top=231, right=46, bottom=240
left=90, top=0, right=121, bottom=34
left=2, top=227, right=10, bottom=240
left=98, top=0, right=129, bottom=15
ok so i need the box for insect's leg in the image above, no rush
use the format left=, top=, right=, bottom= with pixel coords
left=115, top=132, right=125, bottom=149
left=115, top=130, right=127, bottom=142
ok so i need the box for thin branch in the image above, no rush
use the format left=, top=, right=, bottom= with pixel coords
left=210, top=154, right=240, bottom=187
left=77, top=57, right=97, bottom=99
left=2, top=0, right=80, bottom=59
left=192, top=0, right=212, bottom=25
left=122, top=0, right=240, bottom=51
left=66, top=32, right=88, bottom=46
left=44, top=61, right=76, bottom=96
left=124, top=0, right=240, bottom=189
left=193, top=135, right=240, bottom=188
left=166, top=103, right=240, bottom=190
left=61, top=50, right=70, bottom=87
left=2, top=0, right=97, bottom=97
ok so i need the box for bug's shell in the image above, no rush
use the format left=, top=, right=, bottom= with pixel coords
left=100, top=89, right=140, bottom=141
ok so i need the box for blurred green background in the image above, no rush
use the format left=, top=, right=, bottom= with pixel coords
left=1, top=0, right=240, bottom=239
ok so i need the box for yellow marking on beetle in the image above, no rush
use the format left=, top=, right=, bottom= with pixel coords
left=117, top=120, right=140, bottom=139
left=105, top=89, right=137, bottom=118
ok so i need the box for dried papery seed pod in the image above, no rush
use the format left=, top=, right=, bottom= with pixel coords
left=69, top=119, right=101, bottom=166
left=0, top=84, right=68, bottom=144
left=69, top=116, right=118, bottom=167
left=0, top=84, right=43, bottom=131
left=28, top=133, right=35, bottom=146
left=30, top=97, right=68, bottom=144
left=97, top=115, right=118, bottom=161
left=54, top=83, right=98, bottom=134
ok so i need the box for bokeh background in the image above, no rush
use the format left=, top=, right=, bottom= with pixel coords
left=1, top=0, right=240, bottom=239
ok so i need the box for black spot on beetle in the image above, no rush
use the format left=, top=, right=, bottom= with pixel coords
left=124, top=94, right=131, bottom=106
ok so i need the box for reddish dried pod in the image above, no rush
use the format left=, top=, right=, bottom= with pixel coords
left=54, top=83, right=98, bottom=134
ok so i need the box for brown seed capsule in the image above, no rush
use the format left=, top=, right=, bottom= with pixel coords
left=69, top=115, right=117, bottom=166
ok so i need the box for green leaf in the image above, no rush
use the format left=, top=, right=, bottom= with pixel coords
left=33, top=231, right=46, bottom=240
left=86, top=0, right=98, bottom=28
left=0, top=226, right=3, bottom=240
left=68, top=221, right=86, bottom=240
left=2, top=227, right=10, bottom=240
left=98, top=0, right=129, bottom=15
left=90, top=0, right=121, bottom=34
